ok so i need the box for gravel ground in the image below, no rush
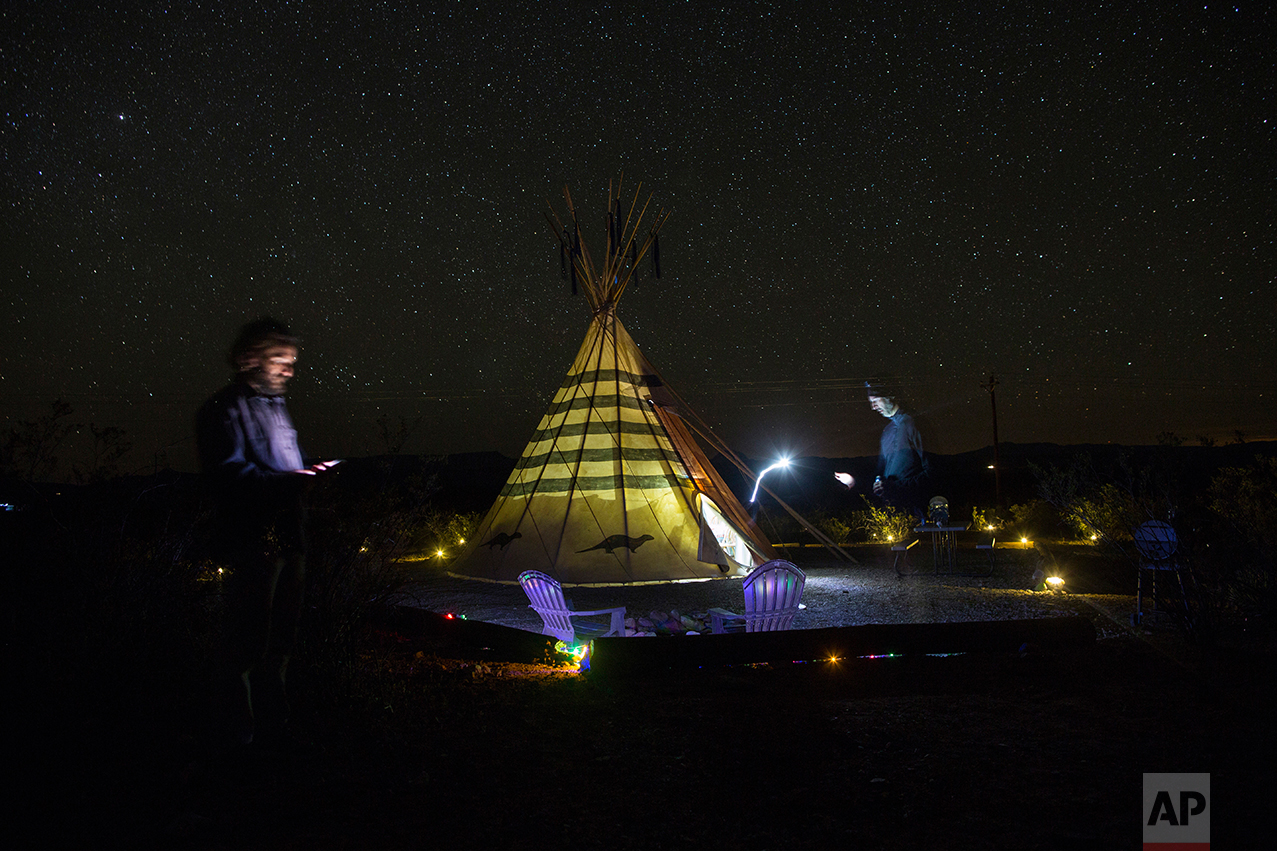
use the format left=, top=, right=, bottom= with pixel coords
left=397, top=546, right=1137, bottom=641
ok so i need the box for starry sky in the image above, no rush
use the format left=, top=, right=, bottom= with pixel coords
left=2, top=1, right=1273, bottom=474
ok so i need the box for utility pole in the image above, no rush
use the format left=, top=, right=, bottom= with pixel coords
left=981, top=374, right=1002, bottom=507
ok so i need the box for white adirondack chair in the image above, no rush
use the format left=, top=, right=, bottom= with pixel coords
left=518, top=570, right=627, bottom=642
left=708, top=560, right=806, bottom=634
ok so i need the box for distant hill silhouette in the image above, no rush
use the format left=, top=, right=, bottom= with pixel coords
left=325, top=451, right=516, bottom=514
left=5, top=442, right=1270, bottom=522
left=725, top=441, right=1277, bottom=515
left=318, top=441, right=1273, bottom=519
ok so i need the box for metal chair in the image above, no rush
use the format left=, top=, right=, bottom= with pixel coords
left=1131, top=520, right=1190, bottom=627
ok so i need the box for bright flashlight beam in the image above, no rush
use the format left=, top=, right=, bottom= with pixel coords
left=750, top=457, right=791, bottom=502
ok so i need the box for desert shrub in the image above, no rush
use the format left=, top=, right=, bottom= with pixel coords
left=1062, top=484, right=1144, bottom=542
left=753, top=506, right=859, bottom=552
left=297, top=463, right=442, bottom=709
left=970, top=505, right=998, bottom=533
left=1220, top=567, right=1277, bottom=620
left=8, top=443, right=480, bottom=737
left=1031, top=449, right=1277, bottom=643
left=2, top=399, right=136, bottom=484
left=1031, top=453, right=1157, bottom=547
left=1006, top=499, right=1067, bottom=541
left=753, top=509, right=803, bottom=545
left=1204, top=456, right=1277, bottom=620
left=1208, top=456, right=1277, bottom=562
left=71, top=424, right=132, bottom=485
left=815, top=512, right=853, bottom=545
left=8, top=471, right=220, bottom=728
left=403, top=509, right=483, bottom=561
left=849, top=496, right=914, bottom=544
left=0, top=399, right=78, bottom=481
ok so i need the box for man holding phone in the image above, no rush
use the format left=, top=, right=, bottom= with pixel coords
left=196, top=317, right=337, bottom=747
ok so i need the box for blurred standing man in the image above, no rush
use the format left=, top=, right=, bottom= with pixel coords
left=834, top=381, right=929, bottom=520
left=196, top=317, right=336, bottom=746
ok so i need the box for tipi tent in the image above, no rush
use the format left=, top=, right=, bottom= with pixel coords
left=450, top=181, right=775, bottom=585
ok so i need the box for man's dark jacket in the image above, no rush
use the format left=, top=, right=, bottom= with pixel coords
left=196, top=381, right=306, bottom=553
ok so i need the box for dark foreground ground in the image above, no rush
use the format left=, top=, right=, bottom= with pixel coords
left=13, top=547, right=1275, bottom=849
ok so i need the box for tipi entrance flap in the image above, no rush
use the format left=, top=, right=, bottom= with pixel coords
left=650, top=402, right=775, bottom=562
left=697, top=494, right=762, bottom=575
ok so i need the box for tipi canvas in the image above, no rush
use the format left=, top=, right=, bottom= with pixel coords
left=450, top=181, right=774, bottom=585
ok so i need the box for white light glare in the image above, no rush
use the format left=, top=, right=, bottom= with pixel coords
left=750, top=457, right=791, bottom=502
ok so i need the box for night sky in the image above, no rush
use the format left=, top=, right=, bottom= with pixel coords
left=3, top=2, right=1273, bottom=474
